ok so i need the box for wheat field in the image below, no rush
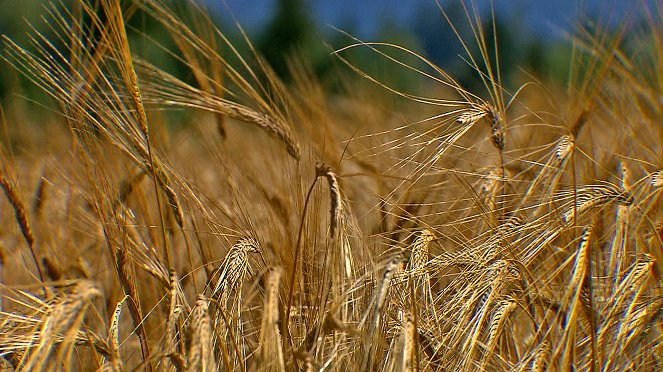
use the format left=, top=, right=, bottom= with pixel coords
left=0, top=0, right=662, bottom=370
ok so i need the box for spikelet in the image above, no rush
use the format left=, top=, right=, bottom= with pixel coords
left=456, top=105, right=489, bottom=126
left=556, top=226, right=592, bottom=370
left=650, top=170, right=663, bottom=188
left=602, top=302, right=654, bottom=370
left=470, top=215, right=525, bottom=265
left=456, top=103, right=503, bottom=150
left=139, top=62, right=301, bottom=159
left=433, top=218, right=521, bottom=270
left=554, top=134, right=575, bottom=163
left=186, top=295, right=215, bottom=372
left=109, top=296, right=125, bottom=359
left=112, top=243, right=152, bottom=370
left=315, top=162, right=357, bottom=321
left=129, top=0, right=301, bottom=160
left=455, top=258, right=521, bottom=367
left=257, top=267, right=284, bottom=372
left=598, top=255, right=655, bottom=355
left=570, top=226, right=592, bottom=291
left=486, top=105, right=505, bottom=151
left=385, top=309, right=417, bottom=372
left=521, top=134, right=575, bottom=207
left=558, top=230, right=590, bottom=338
left=406, top=229, right=435, bottom=310
left=98, top=0, right=149, bottom=138
left=487, top=296, right=517, bottom=348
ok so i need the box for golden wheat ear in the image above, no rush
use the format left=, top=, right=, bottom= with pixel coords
left=137, top=60, right=301, bottom=160
left=186, top=294, right=216, bottom=372
left=0, top=175, right=43, bottom=284
left=358, top=255, right=403, bottom=371
left=481, top=295, right=517, bottom=369
left=20, top=281, right=101, bottom=370
left=206, top=237, right=259, bottom=366
left=165, top=269, right=187, bottom=365
left=209, top=237, right=260, bottom=305
left=132, top=0, right=301, bottom=160
left=256, top=267, right=285, bottom=372
left=104, top=295, right=127, bottom=371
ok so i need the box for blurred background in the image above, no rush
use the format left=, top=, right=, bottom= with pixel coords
left=0, top=0, right=657, bottom=101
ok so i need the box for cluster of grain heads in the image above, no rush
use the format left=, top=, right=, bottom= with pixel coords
left=600, top=253, right=657, bottom=369
left=0, top=0, right=662, bottom=370
left=0, top=281, right=101, bottom=370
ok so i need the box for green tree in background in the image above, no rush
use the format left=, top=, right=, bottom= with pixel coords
left=257, top=0, right=317, bottom=80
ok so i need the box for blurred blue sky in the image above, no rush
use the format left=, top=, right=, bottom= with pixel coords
left=212, top=0, right=649, bottom=39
